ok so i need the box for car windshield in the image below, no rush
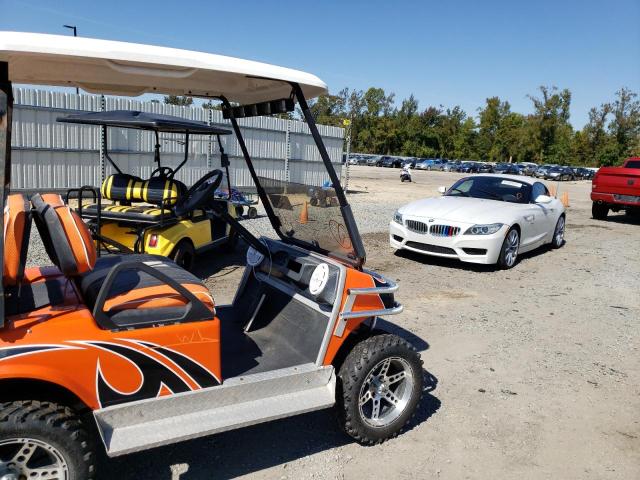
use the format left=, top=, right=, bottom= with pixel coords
left=446, top=176, right=531, bottom=203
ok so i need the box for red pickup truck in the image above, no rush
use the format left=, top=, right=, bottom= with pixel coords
left=591, top=157, right=640, bottom=219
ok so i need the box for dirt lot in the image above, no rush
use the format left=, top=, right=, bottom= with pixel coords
left=102, top=166, right=639, bottom=479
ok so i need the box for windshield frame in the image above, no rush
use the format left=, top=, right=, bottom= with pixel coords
left=220, top=83, right=366, bottom=268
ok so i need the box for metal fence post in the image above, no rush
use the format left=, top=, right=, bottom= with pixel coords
left=99, top=94, right=106, bottom=184
left=343, top=118, right=352, bottom=194
left=284, top=119, right=291, bottom=183
left=206, top=107, right=213, bottom=170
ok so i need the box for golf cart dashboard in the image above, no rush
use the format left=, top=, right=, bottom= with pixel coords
left=253, top=241, right=341, bottom=307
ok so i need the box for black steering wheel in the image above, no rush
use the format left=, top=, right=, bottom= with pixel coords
left=173, top=169, right=224, bottom=217
left=150, top=166, right=175, bottom=179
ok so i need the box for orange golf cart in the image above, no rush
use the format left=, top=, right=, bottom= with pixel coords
left=0, top=32, right=423, bottom=479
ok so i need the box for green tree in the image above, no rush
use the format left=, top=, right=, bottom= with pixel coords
left=608, top=87, right=640, bottom=162
left=527, top=86, right=572, bottom=163
left=163, top=95, right=194, bottom=106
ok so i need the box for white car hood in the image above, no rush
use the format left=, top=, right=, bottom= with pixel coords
left=398, top=196, right=524, bottom=224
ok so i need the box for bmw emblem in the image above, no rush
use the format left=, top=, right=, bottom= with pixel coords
left=428, top=218, right=435, bottom=222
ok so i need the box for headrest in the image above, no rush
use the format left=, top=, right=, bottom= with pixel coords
left=31, top=193, right=96, bottom=276
left=3, top=193, right=32, bottom=286
left=101, top=174, right=185, bottom=206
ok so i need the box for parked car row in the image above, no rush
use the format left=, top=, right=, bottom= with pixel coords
left=346, top=154, right=598, bottom=181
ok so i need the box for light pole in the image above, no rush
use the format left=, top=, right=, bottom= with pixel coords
left=63, top=25, right=79, bottom=95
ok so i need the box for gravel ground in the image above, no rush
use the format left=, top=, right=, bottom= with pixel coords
left=26, top=166, right=640, bottom=479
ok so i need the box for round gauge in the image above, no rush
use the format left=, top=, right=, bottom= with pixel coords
left=309, top=263, right=330, bottom=296
left=246, top=247, right=265, bottom=267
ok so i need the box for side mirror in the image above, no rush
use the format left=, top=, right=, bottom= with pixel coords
left=438, top=186, right=447, bottom=194
left=535, top=194, right=552, bottom=204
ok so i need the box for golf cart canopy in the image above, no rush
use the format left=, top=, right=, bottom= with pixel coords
left=0, top=32, right=366, bottom=271
left=57, top=110, right=232, bottom=135
left=0, top=32, right=327, bottom=103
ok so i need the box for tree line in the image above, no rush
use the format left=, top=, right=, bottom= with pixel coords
left=163, top=85, right=640, bottom=167
left=307, top=86, right=640, bottom=166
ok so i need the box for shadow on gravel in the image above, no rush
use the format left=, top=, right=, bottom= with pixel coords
left=376, top=318, right=430, bottom=352
left=191, top=241, right=248, bottom=280
left=394, top=243, right=559, bottom=272
left=100, top=373, right=441, bottom=480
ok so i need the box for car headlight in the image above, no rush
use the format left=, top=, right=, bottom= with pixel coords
left=464, top=223, right=503, bottom=235
left=393, top=211, right=403, bottom=225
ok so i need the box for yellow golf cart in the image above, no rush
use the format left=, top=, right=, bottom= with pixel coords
left=60, top=110, right=237, bottom=270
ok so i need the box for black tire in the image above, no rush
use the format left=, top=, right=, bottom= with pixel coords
left=497, top=227, right=520, bottom=269
left=310, top=197, right=318, bottom=207
left=401, top=177, right=406, bottom=182
left=170, top=239, right=196, bottom=271
left=336, top=334, right=423, bottom=445
left=247, top=207, right=258, bottom=219
left=234, top=205, right=244, bottom=218
left=592, top=202, right=609, bottom=220
left=0, top=400, right=95, bottom=480
left=551, top=215, right=565, bottom=249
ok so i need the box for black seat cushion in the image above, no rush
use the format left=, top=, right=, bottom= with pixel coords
left=78, top=254, right=215, bottom=329
left=80, top=204, right=176, bottom=223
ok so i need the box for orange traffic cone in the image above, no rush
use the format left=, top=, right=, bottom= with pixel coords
left=549, top=185, right=557, bottom=197
left=561, top=191, right=570, bottom=207
left=299, top=201, right=309, bottom=224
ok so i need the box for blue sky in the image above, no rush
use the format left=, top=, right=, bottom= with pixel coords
left=2, top=0, right=638, bottom=127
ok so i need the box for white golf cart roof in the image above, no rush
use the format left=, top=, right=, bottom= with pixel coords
left=0, top=32, right=328, bottom=104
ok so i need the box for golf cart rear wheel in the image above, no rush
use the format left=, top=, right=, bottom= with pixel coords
left=234, top=205, right=244, bottom=218
left=171, top=240, right=196, bottom=271
left=0, top=400, right=95, bottom=480
left=247, top=207, right=258, bottom=219
left=336, top=334, right=423, bottom=445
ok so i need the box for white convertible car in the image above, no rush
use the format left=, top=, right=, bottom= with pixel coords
left=389, top=175, right=566, bottom=268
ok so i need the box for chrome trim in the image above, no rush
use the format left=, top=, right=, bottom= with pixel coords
left=333, top=272, right=403, bottom=337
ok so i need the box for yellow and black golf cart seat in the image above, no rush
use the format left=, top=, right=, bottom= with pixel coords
left=57, top=110, right=237, bottom=270
left=81, top=172, right=187, bottom=223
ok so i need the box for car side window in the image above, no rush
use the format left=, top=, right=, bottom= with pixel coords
left=531, top=182, right=548, bottom=201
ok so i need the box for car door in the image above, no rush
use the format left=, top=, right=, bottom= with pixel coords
left=525, top=182, right=556, bottom=245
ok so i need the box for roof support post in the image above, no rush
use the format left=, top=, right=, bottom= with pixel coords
left=0, top=61, right=12, bottom=326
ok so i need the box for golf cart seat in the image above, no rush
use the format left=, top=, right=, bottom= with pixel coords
left=80, top=173, right=186, bottom=223
left=31, top=193, right=215, bottom=330
left=82, top=203, right=176, bottom=223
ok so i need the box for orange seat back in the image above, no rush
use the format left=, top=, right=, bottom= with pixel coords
left=3, top=193, right=32, bottom=286
left=31, top=193, right=97, bottom=276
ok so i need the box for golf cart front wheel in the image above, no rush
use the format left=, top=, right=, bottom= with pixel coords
left=336, top=334, right=423, bottom=445
left=171, top=240, right=196, bottom=271
left=247, top=207, right=258, bottom=219
left=0, top=400, right=96, bottom=480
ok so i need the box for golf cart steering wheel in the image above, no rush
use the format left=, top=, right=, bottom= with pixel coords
left=150, top=166, right=175, bottom=179
left=173, top=169, right=224, bottom=217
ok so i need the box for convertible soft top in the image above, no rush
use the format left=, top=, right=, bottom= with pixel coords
left=0, top=32, right=328, bottom=103
left=57, top=110, right=232, bottom=135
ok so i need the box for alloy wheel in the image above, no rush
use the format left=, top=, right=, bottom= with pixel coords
left=358, top=356, right=415, bottom=428
left=554, top=216, right=565, bottom=246
left=0, top=438, right=69, bottom=480
left=504, top=229, right=519, bottom=267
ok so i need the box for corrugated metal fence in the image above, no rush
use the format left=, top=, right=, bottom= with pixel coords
left=11, top=89, right=344, bottom=190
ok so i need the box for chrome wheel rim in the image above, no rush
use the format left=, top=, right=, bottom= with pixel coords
left=0, top=438, right=69, bottom=480
left=554, top=217, right=565, bottom=246
left=504, top=230, right=519, bottom=267
left=358, top=356, right=415, bottom=428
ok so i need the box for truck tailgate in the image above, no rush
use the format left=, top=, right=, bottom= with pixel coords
left=593, top=167, right=640, bottom=196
